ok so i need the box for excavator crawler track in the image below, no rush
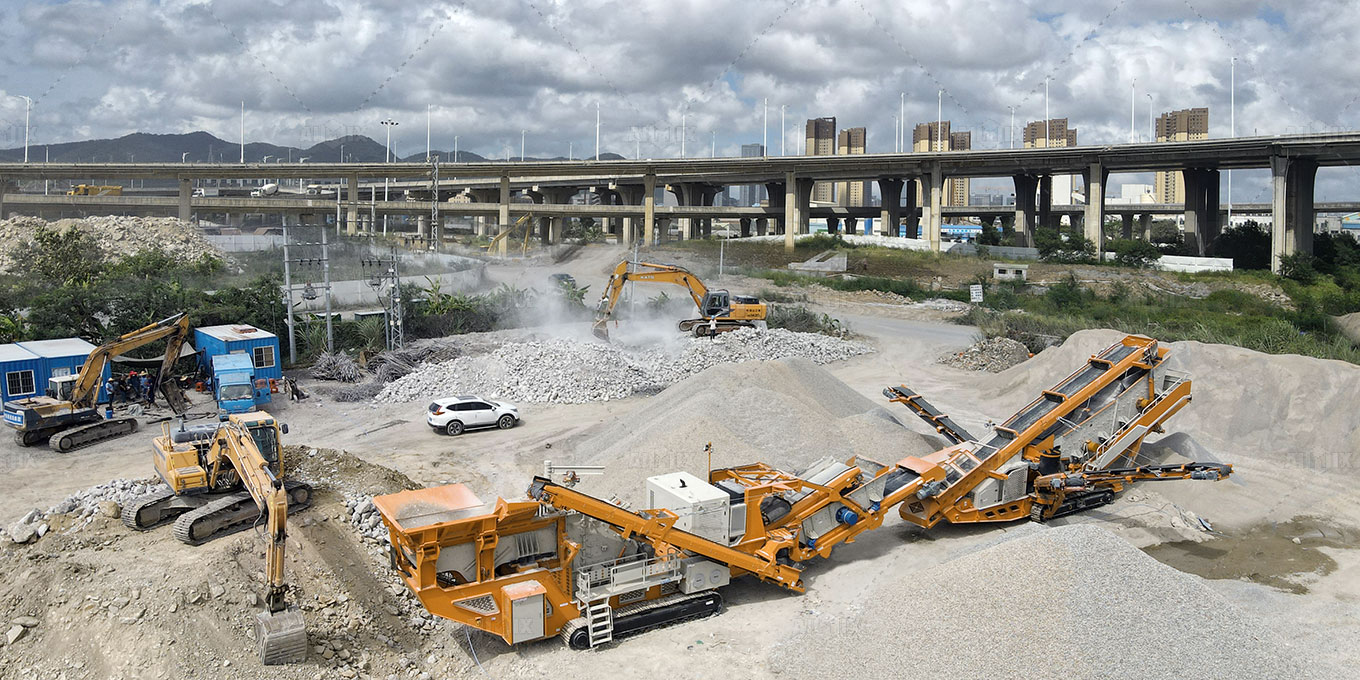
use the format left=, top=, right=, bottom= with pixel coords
left=561, top=591, right=724, bottom=650
left=171, top=481, right=313, bottom=545
left=121, top=488, right=182, bottom=530
left=48, top=417, right=138, bottom=453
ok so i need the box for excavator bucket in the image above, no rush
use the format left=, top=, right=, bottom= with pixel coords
left=255, top=608, right=307, bottom=665
left=160, top=380, right=190, bottom=414
left=591, top=321, right=611, bottom=342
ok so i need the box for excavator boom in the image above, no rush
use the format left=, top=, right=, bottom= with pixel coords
left=592, top=260, right=765, bottom=340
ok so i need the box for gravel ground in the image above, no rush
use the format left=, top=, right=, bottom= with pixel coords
left=938, top=336, right=1032, bottom=372
left=375, top=327, right=872, bottom=404
left=776, top=523, right=1331, bottom=679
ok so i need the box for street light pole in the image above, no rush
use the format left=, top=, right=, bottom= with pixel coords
left=595, top=101, right=601, bottom=161
left=780, top=105, right=786, bottom=156
left=936, top=89, right=942, bottom=151
left=711, top=130, right=715, bottom=158
left=240, top=101, right=245, bottom=163
left=1044, top=77, right=1050, bottom=148
left=1147, top=93, right=1154, bottom=142
left=381, top=118, right=398, bottom=235
left=680, top=110, right=686, bottom=158
left=453, top=136, right=458, bottom=162
left=521, top=129, right=526, bottom=161
left=1130, top=79, right=1136, bottom=143
left=763, top=97, right=768, bottom=155
left=899, top=91, right=904, bottom=153
left=12, top=95, right=31, bottom=162
left=426, top=104, right=431, bottom=161
left=1229, top=57, right=1236, bottom=226
left=1008, top=106, right=1014, bottom=149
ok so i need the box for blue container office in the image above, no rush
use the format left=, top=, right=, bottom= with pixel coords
left=0, top=337, right=109, bottom=404
left=193, top=325, right=282, bottom=382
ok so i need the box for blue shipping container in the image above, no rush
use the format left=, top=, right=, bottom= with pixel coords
left=194, top=324, right=282, bottom=383
left=1, top=337, right=111, bottom=404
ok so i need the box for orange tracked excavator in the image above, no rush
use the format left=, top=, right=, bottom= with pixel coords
left=374, top=335, right=1229, bottom=649
left=592, top=260, right=766, bottom=340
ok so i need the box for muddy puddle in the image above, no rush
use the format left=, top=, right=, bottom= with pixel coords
left=1143, top=517, right=1358, bottom=594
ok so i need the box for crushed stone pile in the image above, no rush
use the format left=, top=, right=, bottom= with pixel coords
left=7, top=478, right=167, bottom=544
left=778, top=524, right=1326, bottom=679
left=938, top=336, right=1031, bottom=372
left=567, top=358, right=938, bottom=506
left=0, top=215, right=222, bottom=272
left=375, top=327, right=871, bottom=405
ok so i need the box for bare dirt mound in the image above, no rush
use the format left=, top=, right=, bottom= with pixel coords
left=976, top=329, right=1360, bottom=464
left=567, top=357, right=939, bottom=506
left=775, top=523, right=1332, bottom=679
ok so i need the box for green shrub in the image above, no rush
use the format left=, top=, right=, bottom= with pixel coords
left=1107, top=239, right=1163, bottom=269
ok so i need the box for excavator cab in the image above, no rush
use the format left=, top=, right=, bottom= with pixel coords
left=701, top=291, right=732, bottom=318
left=46, top=375, right=78, bottom=402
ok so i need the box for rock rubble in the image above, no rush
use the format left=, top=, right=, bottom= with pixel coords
left=375, top=327, right=872, bottom=404
left=0, top=215, right=222, bottom=272
left=938, top=336, right=1032, bottom=372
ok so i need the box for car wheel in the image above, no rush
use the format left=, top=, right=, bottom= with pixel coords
left=497, top=414, right=515, bottom=430
left=445, top=420, right=464, bottom=436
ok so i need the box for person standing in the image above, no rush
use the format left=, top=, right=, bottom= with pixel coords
left=145, top=371, right=159, bottom=407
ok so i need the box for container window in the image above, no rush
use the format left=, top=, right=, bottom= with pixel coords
left=252, top=346, right=275, bottom=369
left=5, top=370, right=36, bottom=396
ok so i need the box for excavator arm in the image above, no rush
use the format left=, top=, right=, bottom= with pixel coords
left=592, top=261, right=710, bottom=339
left=203, top=421, right=307, bottom=664
left=71, top=312, right=190, bottom=409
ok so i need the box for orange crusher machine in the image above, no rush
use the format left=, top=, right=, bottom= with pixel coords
left=373, top=335, right=1231, bottom=649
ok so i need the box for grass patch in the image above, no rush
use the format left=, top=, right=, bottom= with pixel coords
left=751, top=270, right=971, bottom=302
left=765, top=304, right=852, bottom=338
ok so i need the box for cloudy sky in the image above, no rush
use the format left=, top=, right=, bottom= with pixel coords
left=1, top=0, right=1358, bottom=198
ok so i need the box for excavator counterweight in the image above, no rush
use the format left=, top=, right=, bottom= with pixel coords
left=375, top=335, right=1230, bottom=650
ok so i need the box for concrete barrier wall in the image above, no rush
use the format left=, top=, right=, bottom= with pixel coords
left=205, top=234, right=285, bottom=251
left=949, top=243, right=1041, bottom=260
left=1156, top=254, right=1234, bottom=273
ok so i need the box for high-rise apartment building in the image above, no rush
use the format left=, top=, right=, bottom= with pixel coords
left=1022, top=118, right=1078, bottom=148
left=835, top=127, right=867, bottom=207
left=1154, top=108, right=1210, bottom=203
left=911, top=121, right=969, bottom=206
left=1023, top=119, right=1080, bottom=205
left=805, top=117, right=837, bottom=203
left=739, top=143, right=766, bottom=206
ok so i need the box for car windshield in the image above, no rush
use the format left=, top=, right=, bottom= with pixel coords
left=221, top=384, right=254, bottom=401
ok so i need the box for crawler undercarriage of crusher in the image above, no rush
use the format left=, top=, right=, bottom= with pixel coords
left=373, top=335, right=1230, bottom=649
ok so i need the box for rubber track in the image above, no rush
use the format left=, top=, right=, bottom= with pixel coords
left=121, top=488, right=179, bottom=530
left=48, top=417, right=138, bottom=453
left=171, top=481, right=312, bottom=545
left=560, top=590, right=723, bottom=649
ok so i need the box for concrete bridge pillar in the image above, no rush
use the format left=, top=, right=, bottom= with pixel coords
left=924, top=165, right=944, bottom=251
left=643, top=174, right=657, bottom=246
left=1037, top=174, right=1053, bottom=233
left=497, top=175, right=511, bottom=256
left=783, top=173, right=798, bottom=251
left=1182, top=168, right=1221, bottom=256
left=346, top=174, right=360, bottom=236
left=698, top=186, right=720, bottom=238
left=827, top=216, right=840, bottom=234
left=902, top=179, right=919, bottom=238
left=667, top=184, right=691, bottom=240
left=756, top=218, right=768, bottom=236
left=177, top=178, right=192, bottom=222
left=878, top=178, right=903, bottom=238
left=417, top=215, right=430, bottom=241
left=794, top=178, right=814, bottom=236
left=765, top=181, right=786, bottom=235
left=1139, top=214, right=1153, bottom=240
left=740, top=217, right=752, bottom=238
left=1012, top=174, right=1039, bottom=247
left=1082, top=162, right=1107, bottom=254
left=845, top=216, right=858, bottom=236
left=1121, top=213, right=1133, bottom=239
left=1270, top=155, right=1317, bottom=273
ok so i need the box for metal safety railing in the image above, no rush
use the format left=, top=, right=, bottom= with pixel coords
left=575, top=553, right=681, bottom=601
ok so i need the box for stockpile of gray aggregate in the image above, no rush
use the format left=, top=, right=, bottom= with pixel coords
left=375, top=328, right=871, bottom=405
left=775, top=524, right=1327, bottom=679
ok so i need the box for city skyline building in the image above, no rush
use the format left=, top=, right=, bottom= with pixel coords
left=739, top=143, right=766, bottom=206
left=805, top=117, right=836, bottom=203
left=1155, top=107, right=1210, bottom=203
left=836, top=127, right=866, bottom=207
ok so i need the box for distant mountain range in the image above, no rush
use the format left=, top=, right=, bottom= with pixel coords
left=0, top=131, right=625, bottom=164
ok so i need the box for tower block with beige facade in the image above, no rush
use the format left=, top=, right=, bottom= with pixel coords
left=805, top=117, right=837, bottom=204
left=836, top=127, right=867, bottom=207
left=912, top=121, right=970, bottom=207
left=1154, top=108, right=1210, bottom=204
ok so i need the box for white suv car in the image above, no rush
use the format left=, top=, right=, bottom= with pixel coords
left=427, top=395, right=519, bottom=435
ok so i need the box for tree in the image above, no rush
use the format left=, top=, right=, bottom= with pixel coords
left=1035, top=230, right=1096, bottom=263
left=1208, top=221, right=1270, bottom=270
left=15, top=226, right=103, bottom=285
left=1106, top=238, right=1163, bottom=269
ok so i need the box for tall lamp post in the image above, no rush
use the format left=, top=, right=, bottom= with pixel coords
left=1228, top=57, right=1236, bottom=227
left=381, top=118, right=398, bottom=235
left=11, top=95, right=31, bottom=162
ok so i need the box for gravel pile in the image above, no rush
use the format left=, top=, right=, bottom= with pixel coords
left=8, top=478, right=168, bottom=543
left=343, top=495, right=389, bottom=542
left=568, top=357, right=938, bottom=506
left=777, top=524, right=1324, bottom=679
left=938, top=336, right=1031, bottom=372
left=914, top=297, right=972, bottom=313
left=310, top=352, right=363, bottom=382
left=0, top=215, right=222, bottom=272
left=375, top=328, right=871, bottom=405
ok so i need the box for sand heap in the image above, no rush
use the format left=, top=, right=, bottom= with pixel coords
left=776, top=523, right=1327, bottom=679
left=976, top=329, right=1360, bottom=463
left=0, top=215, right=222, bottom=272
left=567, top=357, right=939, bottom=506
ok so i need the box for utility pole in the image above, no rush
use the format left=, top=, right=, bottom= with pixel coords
left=362, top=251, right=403, bottom=350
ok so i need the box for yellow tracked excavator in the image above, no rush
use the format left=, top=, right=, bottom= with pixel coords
left=592, top=260, right=767, bottom=340
left=373, top=335, right=1231, bottom=649
left=4, top=313, right=191, bottom=452
left=122, top=411, right=311, bottom=664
